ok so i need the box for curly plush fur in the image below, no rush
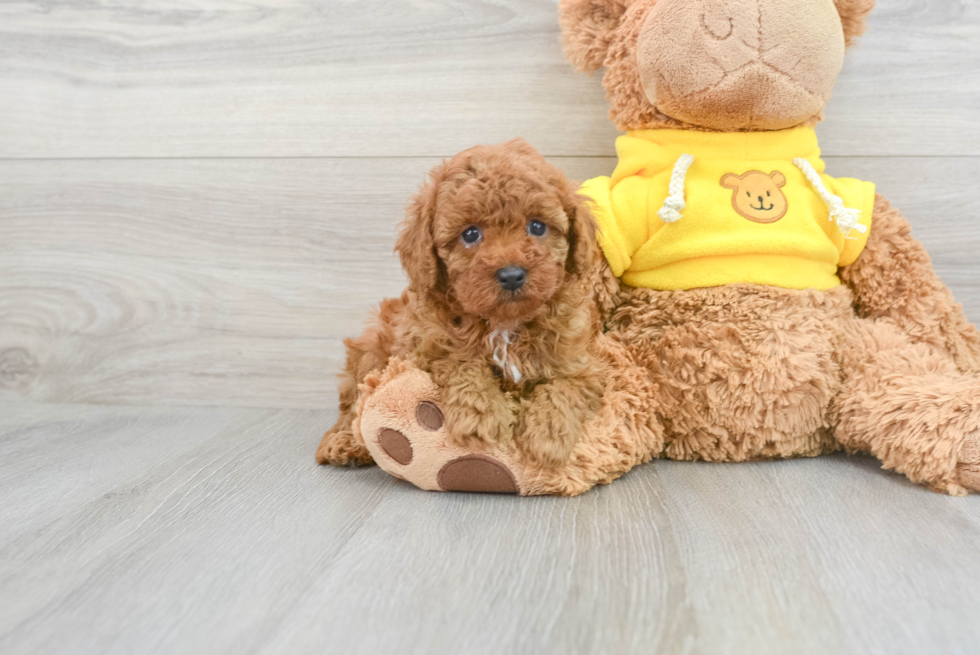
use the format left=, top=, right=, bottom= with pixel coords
left=558, top=0, right=979, bottom=495
left=316, top=139, right=616, bottom=468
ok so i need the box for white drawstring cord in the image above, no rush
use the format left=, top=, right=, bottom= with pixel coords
left=489, top=330, right=521, bottom=383
left=792, top=157, right=866, bottom=240
left=658, top=153, right=695, bottom=223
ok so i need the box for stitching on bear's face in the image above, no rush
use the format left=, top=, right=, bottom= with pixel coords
left=616, top=0, right=844, bottom=131
left=700, top=11, right=734, bottom=41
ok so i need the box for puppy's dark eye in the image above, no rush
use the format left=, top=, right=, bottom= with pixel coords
left=460, top=226, right=482, bottom=245
left=527, top=220, right=547, bottom=237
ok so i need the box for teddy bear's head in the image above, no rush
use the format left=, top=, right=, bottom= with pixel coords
left=559, top=0, right=875, bottom=131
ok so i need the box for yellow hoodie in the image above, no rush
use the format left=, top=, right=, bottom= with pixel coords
left=580, top=127, right=876, bottom=291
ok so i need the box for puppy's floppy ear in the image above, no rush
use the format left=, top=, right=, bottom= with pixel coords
left=559, top=0, right=632, bottom=73
left=563, top=191, right=599, bottom=277
left=834, top=0, right=876, bottom=47
left=396, top=164, right=445, bottom=296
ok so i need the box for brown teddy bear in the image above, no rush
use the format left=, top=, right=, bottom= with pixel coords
left=327, top=0, right=980, bottom=496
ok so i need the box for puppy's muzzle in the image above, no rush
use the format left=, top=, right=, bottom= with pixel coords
left=495, top=266, right=527, bottom=292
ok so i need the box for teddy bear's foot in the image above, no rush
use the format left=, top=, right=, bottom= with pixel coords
left=956, top=431, right=980, bottom=493
left=356, top=362, right=524, bottom=494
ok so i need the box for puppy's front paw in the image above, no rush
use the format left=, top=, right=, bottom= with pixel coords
left=443, top=401, right=515, bottom=448
left=517, top=403, right=583, bottom=467
left=316, top=428, right=374, bottom=467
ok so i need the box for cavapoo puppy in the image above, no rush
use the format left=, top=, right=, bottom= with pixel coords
left=316, top=139, right=615, bottom=468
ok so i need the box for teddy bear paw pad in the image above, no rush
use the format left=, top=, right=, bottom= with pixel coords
left=357, top=367, right=523, bottom=494
left=378, top=428, right=413, bottom=465
left=955, top=432, right=980, bottom=493
left=437, top=455, right=518, bottom=494
left=415, top=401, right=444, bottom=431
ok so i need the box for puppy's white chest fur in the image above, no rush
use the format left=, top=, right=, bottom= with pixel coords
left=488, top=329, right=522, bottom=383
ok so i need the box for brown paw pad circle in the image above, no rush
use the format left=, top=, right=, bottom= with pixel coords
left=437, top=455, right=518, bottom=494
left=416, top=401, right=444, bottom=431
left=378, top=428, right=413, bottom=465
left=959, top=463, right=980, bottom=492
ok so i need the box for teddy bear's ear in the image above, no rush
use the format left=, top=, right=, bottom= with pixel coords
left=558, top=0, right=632, bottom=73
left=834, top=0, right=876, bottom=47
left=770, top=171, right=787, bottom=187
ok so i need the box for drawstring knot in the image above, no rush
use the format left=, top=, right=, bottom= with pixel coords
left=792, top=157, right=867, bottom=240
left=658, top=153, right=695, bottom=223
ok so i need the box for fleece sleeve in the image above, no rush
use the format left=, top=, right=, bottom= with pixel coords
left=580, top=176, right=632, bottom=277
left=829, top=177, right=877, bottom=267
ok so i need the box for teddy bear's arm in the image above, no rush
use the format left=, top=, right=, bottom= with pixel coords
left=839, top=193, right=980, bottom=372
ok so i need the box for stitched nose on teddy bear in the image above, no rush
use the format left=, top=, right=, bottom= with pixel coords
left=635, top=0, right=847, bottom=130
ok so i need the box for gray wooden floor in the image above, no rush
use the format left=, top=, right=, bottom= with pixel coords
left=1, top=1, right=979, bottom=653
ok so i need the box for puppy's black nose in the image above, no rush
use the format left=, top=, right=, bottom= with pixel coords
left=496, top=266, right=526, bottom=291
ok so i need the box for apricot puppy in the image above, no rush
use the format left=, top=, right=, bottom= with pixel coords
left=317, top=139, right=611, bottom=468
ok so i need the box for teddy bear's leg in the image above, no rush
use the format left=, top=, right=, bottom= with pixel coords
left=840, top=194, right=980, bottom=373
left=834, top=317, right=980, bottom=495
left=355, top=357, right=664, bottom=496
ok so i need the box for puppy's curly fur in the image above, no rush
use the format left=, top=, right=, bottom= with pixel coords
left=316, top=139, right=618, bottom=468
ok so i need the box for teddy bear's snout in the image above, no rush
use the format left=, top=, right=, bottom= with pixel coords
left=635, top=0, right=847, bottom=130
